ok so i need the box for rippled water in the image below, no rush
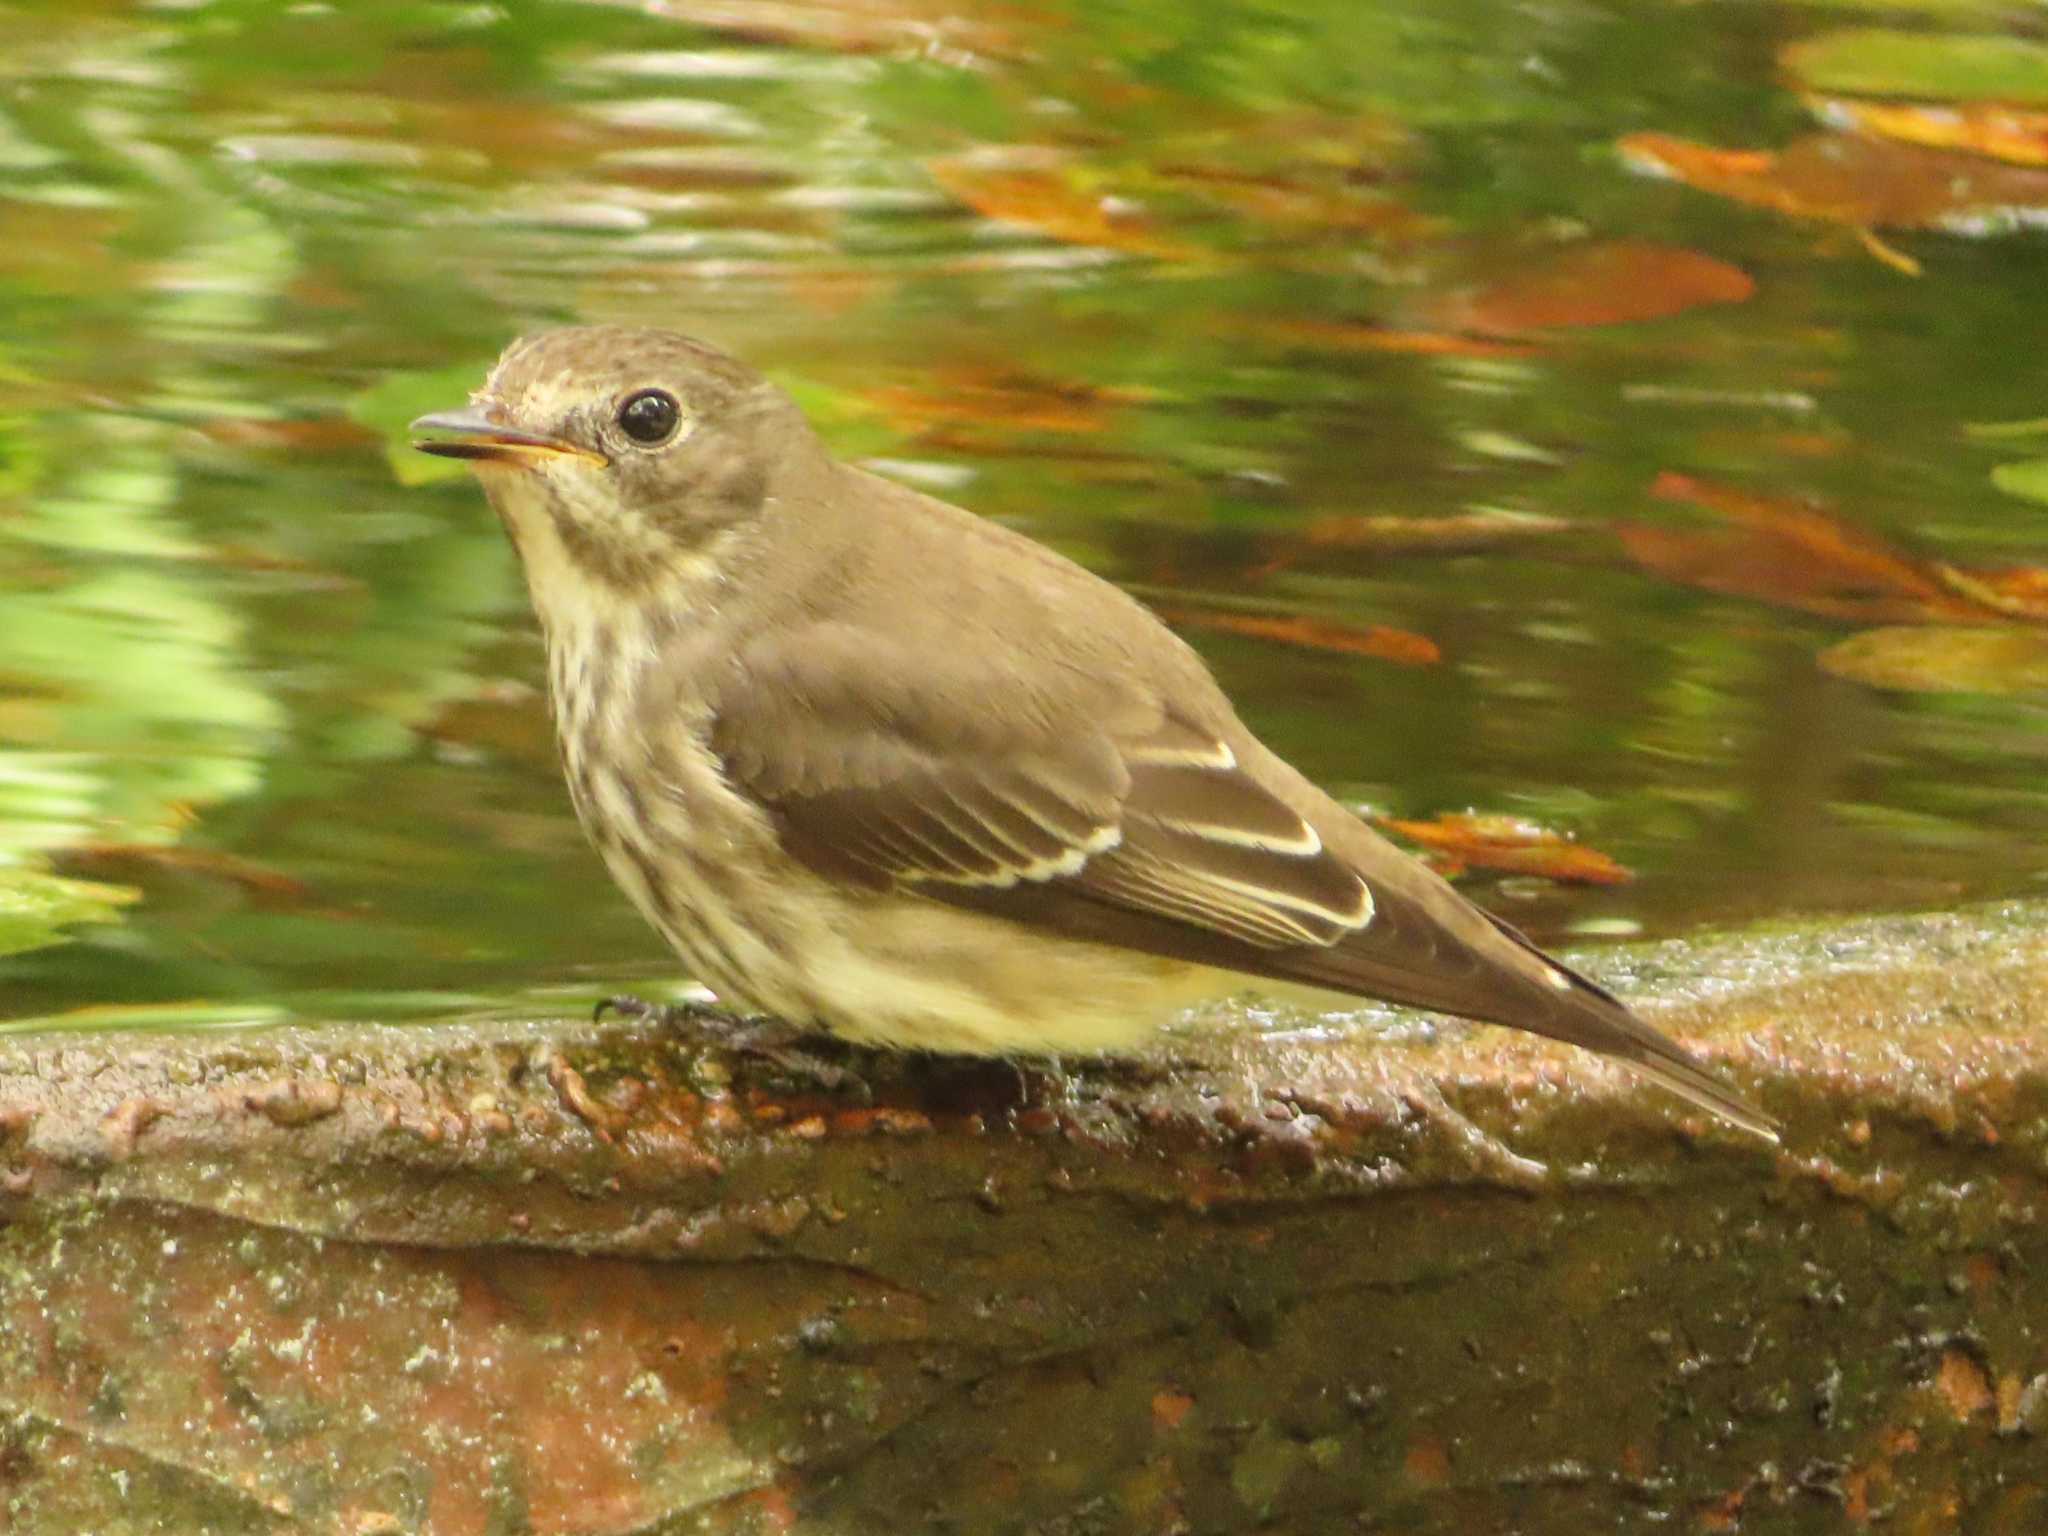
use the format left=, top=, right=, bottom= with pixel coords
left=1, top=0, right=2044, bottom=1030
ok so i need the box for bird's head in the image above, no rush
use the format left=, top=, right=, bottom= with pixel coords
left=412, top=325, right=803, bottom=593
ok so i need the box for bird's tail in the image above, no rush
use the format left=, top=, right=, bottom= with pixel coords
left=1482, top=915, right=1779, bottom=1144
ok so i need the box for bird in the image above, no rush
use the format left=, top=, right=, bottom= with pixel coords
left=410, top=325, right=1775, bottom=1142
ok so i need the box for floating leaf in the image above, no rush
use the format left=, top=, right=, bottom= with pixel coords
left=1785, top=29, right=2048, bottom=108
left=1297, top=509, right=1574, bottom=556
left=196, top=415, right=380, bottom=455
left=1259, top=319, right=1538, bottom=359
left=57, top=843, right=315, bottom=906
left=1372, top=813, right=1632, bottom=886
left=927, top=155, right=1197, bottom=260
left=1811, top=96, right=2048, bottom=168
left=862, top=367, right=1151, bottom=439
left=1990, top=459, right=2048, bottom=506
left=1158, top=608, right=1441, bottom=665
left=0, top=868, right=137, bottom=958
left=1631, top=474, right=2048, bottom=630
left=1619, top=471, right=1992, bottom=624
left=1963, top=415, right=2048, bottom=440
left=1165, top=171, right=1433, bottom=241
left=1437, top=241, right=1754, bottom=335
left=1935, top=564, right=2048, bottom=620
left=929, top=106, right=1430, bottom=268
left=1819, top=626, right=2048, bottom=693
left=1619, top=130, right=2048, bottom=233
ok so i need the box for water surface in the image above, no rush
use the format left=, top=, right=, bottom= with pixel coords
left=2, top=0, right=2045, bottom=1030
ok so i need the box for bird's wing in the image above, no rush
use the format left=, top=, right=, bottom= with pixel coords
left=705, top=624, right=1373, bottom=952
left=703, top=623, right=1777, bottom=1141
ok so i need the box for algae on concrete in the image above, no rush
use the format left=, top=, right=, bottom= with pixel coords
left=0, top=903, right=2044, bottom=1532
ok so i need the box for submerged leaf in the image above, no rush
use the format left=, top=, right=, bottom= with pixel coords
left=1935, top=564, right=2048, bottom=620
left=1786, top=29, right=2048, bottom=108
left=927, top=156, right=1197, bottom=260
left=1619, top=130, right=2048, bottom=234
left=1963, top=415, right=2048, bottom=440
left=1439, top=241, right=1755, bottom=335
left=197, top=415, right=380, bottom=455
left=1372, top=813, right=1633, bottom=886
left=1811, top=96, right=2048, bottom=168
left=1619, top=472, right=1997, bottom=624
left=1158, top=608, right=1441, bottom=665
left=1819, top=626, right=2048, bottom=693
left=0, top=868, right=137, bottom=958
left=1989, top=459, right=2048, bottom=506
left=1297, top=509, right=1574, bottom=556
left=1259, top=319, right=1538, bottom=359
left=862, top=367, right=1150, bottom=439
left=58, top=843, right=315, bottom=906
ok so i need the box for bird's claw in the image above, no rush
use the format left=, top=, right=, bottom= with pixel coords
left=591, top=993, right=871, bottom=1101
left=593, top=993, right=735, bottom=1029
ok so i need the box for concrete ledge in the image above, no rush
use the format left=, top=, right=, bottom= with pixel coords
left=1, top=903, right=2045, bottom=1533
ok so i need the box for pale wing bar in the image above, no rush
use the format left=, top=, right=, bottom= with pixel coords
left=1076, top=729, right=1372, bottom=947
left=721, top=646, right=1376, bottom=950
left=864, top=723, right=1376, bottom=950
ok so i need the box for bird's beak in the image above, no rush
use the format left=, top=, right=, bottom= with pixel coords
left=409, top=408, right=604, bottom=467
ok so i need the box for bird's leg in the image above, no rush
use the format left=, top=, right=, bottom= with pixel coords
left=594, top=992, right=743, bottom=1031
left=593, top=994, right=871, bottom=1099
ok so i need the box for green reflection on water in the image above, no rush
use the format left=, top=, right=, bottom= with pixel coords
left=0, top=0, right=2043, bottom=1031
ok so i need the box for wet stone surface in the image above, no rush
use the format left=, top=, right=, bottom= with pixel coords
left=0, top=902, right=2045, bottom=1533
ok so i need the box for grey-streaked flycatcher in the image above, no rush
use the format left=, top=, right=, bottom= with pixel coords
left=411, top=326, right=1774, bottom=1142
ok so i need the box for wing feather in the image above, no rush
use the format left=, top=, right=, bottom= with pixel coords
left=704, top=630, right=1363, bottom=944
left=1086, top=845, right=1333, bottom=948
left=694, top=622, right=1776, bottom=1139
left=688, top=602, right=1774, bottom=1139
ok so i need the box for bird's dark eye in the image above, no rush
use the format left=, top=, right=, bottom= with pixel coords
left=617, top=388, right=681, bottom=446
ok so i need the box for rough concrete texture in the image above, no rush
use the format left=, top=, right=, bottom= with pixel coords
left=0, top=902, right=2044, bottom=1534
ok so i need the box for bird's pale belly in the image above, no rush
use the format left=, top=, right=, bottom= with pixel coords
left=553, top=662, right=1209, bottom=1056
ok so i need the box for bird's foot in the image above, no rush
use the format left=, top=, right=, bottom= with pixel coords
left=594, top=993, right=870, bottom=1100
left=594, top=992, right=738, bottom=1031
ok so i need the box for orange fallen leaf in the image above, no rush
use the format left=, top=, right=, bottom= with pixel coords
left=1653, top=470, right=1961, bottom=600
left=1259, top=318, right=1539, bottom=359
left=1095, top=105, right=1432, bottom=250
left=1158, top=608, right=1440, bottom=665
left=779, top=264, right=889, bottom=318
left=1150, top=1390, right=1194, bottom=1431
left=1619, top=130, right=2048, bottom=233
left=1764, top=430, right=1852, bottom=459
left=1158, top=166, right=1436, bottom=243
left=1818, top=626, right=2048, bottom=694
left=1296, top=509, right=1574, bottom=557
left=197, top=416, right=380, bottom=454
left=1620, top=471, right=1996, bottom=624
left=1402, top=1434, right=1452, bottom=1487
left=1997, top=1372, right=2026, bottom=1434
left=905, top=426, right=1154, bottom=467
left=928, top=156, right=1197, bottom=260
left=1933, top=562, right=2048, bottom=621
left=1810, top=96, right=2048, bottom=169
left=1698, top=1483, right=1747, bottom=1533
left=1436, top=240, right=1755, bottom=335
left=1372, top=813, right=1633, bottom=886
left=58, top=844, right=315, bottom=905
left=863, top=367, right=1148, bottom=438
left=0, top=202, right=134, bottom=292
left=1935, top=1348, right=1995, bottom=1422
